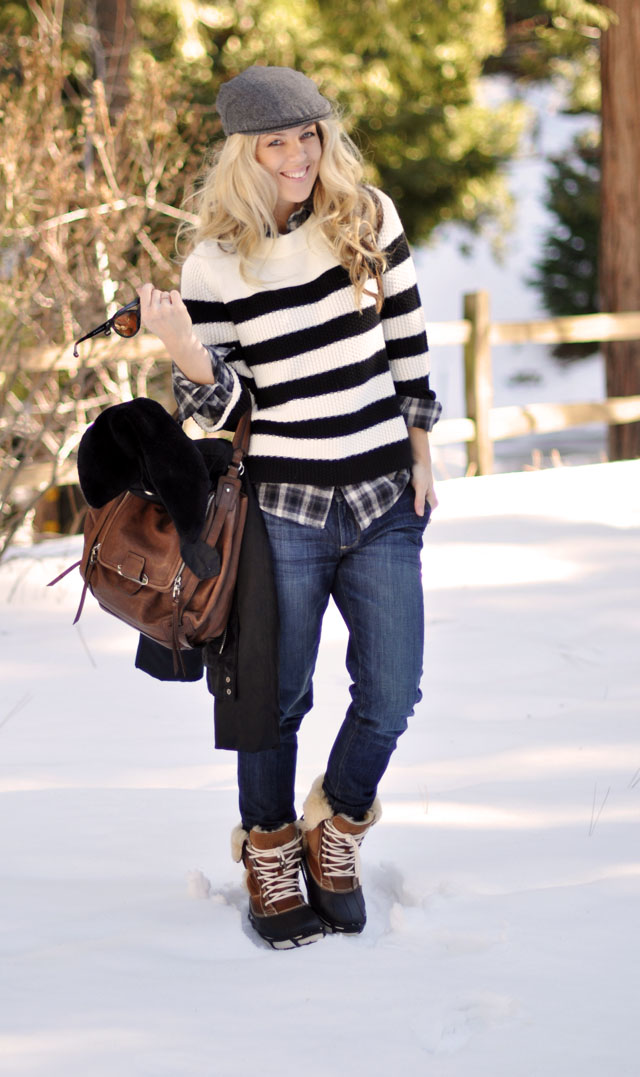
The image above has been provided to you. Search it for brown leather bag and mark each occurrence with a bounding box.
[51,413,250,671]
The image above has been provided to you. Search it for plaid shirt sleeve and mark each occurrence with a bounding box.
[171,345,238,431]
[397,394,443,432]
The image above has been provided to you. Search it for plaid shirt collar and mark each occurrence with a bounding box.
[270,201,312,235]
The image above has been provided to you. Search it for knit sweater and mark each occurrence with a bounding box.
[181,188,434,487]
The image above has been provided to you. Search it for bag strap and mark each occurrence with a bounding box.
[47,492,126,624]
[227,410,250,480]
[48,558,93,628]
[47,560,81,587]
[170,410,250,674]
[172,404,250,479]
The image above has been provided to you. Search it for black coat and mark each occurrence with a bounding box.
[135,474,280,752]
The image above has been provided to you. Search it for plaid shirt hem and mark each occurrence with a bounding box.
[173,351,441,529]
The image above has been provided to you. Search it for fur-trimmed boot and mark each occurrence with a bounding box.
[300,776,382,934]
[232,821,325,949]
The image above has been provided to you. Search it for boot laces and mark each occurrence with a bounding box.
[321,819,364,882]
[246,834,303,905]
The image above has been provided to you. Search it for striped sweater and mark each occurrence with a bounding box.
[181,188,435,487]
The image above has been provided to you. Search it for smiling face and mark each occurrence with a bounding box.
[255,121,322,230]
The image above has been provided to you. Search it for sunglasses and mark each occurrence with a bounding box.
[73,298,141,358]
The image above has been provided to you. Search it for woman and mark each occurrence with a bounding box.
[139,65,441,950]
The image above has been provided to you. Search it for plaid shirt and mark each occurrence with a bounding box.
[173,206,442,529]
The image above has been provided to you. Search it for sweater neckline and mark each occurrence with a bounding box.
[266,214,316,258]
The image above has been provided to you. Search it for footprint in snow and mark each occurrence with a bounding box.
[186,870,246,912]
[413,993,519,1055]
[359,861,427,943]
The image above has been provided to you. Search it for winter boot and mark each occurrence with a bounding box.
[232,821,325,949]
[300,775,382,935]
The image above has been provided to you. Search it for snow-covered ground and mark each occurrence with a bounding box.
[1,459,639,1076]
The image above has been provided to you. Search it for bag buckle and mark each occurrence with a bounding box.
[117,551,149,585]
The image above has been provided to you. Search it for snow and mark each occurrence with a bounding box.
[1,458,639,1075]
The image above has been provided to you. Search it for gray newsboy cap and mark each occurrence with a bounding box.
[216,66,333,136]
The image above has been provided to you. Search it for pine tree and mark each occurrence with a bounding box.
[530,131,600,360]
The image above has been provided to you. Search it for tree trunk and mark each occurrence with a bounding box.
[600,0,640,459]
[90,0,135,120]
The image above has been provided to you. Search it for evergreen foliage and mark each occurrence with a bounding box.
[2,0,527,245]
[485,0,613,112]
[530,130,600,359]
[485,3,612,355]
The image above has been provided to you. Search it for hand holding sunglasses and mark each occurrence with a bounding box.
[73,298,141,358]
[73,287,210,383]
[73,287,191,359]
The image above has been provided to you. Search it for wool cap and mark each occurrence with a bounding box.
[216,65,332,136]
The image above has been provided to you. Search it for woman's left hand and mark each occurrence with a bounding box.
[411,460,438,517]
[408,427,438,517]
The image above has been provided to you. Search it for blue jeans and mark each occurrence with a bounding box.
[237,484,430,829]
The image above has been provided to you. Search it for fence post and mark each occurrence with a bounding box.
[464,290,494,475]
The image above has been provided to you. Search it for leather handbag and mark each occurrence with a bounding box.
[50,412,250,672]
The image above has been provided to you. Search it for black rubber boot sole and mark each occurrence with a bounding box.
[248,903,325,950]
[301,859,366,934]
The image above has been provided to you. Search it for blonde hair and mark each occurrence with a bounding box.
[180,115,387,311]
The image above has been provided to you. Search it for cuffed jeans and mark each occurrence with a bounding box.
[237,484,430,830]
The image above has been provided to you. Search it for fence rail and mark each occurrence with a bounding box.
[12,291,640,487]
[427,292,640,474]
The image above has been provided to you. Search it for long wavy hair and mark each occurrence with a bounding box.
[179,115,387,311]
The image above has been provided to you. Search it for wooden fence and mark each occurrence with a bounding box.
[12,290,640,491]
[428,291,640,474]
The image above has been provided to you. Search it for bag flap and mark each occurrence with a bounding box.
[95,492,184,590]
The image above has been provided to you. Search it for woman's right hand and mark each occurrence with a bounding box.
[137,284,192,346]
[137,283,215,384]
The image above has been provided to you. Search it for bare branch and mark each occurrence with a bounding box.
[5,195,198,239]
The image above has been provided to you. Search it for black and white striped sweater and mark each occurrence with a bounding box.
[181,188,435,487]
